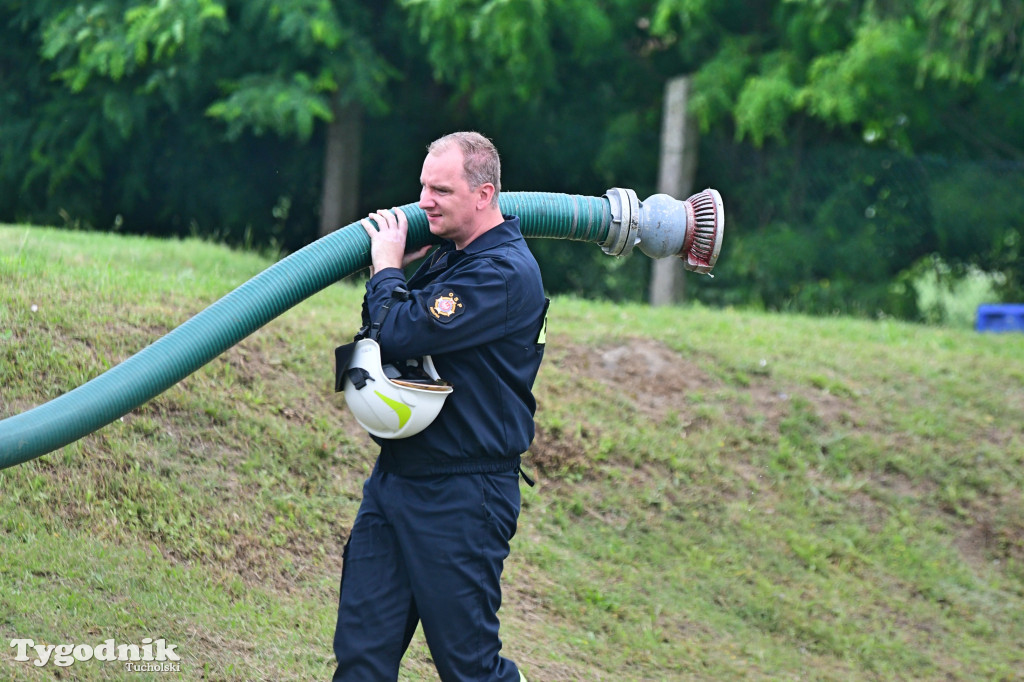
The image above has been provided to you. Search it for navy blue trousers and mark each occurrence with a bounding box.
[331,465,522,681]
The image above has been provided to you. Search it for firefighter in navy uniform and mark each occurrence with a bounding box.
[331,132,545,682]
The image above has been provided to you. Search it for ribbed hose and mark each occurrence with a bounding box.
[0,192,611,468]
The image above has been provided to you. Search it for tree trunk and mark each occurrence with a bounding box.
[319,98,363,237]
[650,76,699,306]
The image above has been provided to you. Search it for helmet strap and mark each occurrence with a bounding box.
[362,286,411,342]
[336,286,412,393]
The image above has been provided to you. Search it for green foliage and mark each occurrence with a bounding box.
[205,72,336,141]
[652,0,1024,147]
[734,59,799,146]
[36,0,395,137]
[695,132,1024,318]
[907,256,1002,328]
[399,0,637,114]
[690,37,756,133]
[399,0,553,108]
[651,0,714,32]
[0,0,404,249]
[528,239,650,303]
[799,20,922,147]
[2,0,1024,319]
[40,0,228,91]
[917,0,1024,83]
[927,156,1024,298]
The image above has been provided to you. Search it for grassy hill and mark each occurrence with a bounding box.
[2,224,1023,681]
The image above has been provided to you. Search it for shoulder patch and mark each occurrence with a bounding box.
[429,291,466,323]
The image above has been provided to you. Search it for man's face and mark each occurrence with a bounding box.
[418,147,481,244]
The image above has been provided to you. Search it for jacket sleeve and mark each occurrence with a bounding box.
[362,257,527,362]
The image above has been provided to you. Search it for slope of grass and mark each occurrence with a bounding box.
[2,224,1023,680]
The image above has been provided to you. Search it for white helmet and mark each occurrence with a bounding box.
[341,338,452,439]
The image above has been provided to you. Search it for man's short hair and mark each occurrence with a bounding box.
[428,131,501,207]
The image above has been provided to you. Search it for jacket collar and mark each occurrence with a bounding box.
[451,215,522,255]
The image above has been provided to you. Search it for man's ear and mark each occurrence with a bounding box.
[475,183,496,210]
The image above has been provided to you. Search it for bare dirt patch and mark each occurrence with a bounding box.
[560,337,716,421]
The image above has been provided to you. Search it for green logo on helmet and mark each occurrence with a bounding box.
[375,390,411,428]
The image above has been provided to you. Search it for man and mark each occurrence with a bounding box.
[332,131,546,682]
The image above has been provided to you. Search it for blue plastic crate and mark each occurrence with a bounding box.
[976,304,1024,333]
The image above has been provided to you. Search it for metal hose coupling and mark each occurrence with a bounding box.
[600,188,725,274]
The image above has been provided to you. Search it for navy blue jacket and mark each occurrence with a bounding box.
[360,216,547,476]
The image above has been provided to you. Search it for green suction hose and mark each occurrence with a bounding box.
[0,188,723,468]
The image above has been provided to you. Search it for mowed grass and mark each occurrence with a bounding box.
[1,224,1023,681]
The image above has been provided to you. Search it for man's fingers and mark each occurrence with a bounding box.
[402,243,432,267]
[370,209,398,230]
